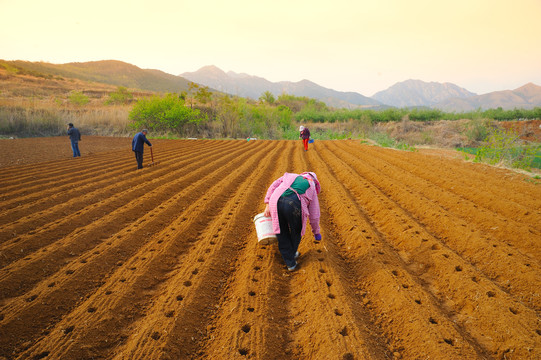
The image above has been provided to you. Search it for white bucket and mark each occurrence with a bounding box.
[253,213,277,245]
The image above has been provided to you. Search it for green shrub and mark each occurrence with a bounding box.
[105,86,133,105]
[68,91,90,106]
[475,128,539,170]
[129,94,206,135]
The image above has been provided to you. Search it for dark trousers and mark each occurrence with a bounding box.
[276,193,302,268]
[71,140,81,157]
[134,151,144,169]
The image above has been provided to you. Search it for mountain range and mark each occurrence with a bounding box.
[181,65,381,109]
[2,59,540,111]
[183,66,541,111]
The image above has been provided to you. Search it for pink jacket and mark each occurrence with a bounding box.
[264,172,321,236]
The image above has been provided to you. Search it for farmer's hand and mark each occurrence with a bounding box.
[314,233,322,241]
[263,204,270,217]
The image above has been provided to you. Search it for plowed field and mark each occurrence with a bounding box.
[1,138,540,360]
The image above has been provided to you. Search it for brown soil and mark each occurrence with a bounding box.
[501,119,541,142]
[0,138,539,360]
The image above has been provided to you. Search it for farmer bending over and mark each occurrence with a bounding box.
[263,172,322,271]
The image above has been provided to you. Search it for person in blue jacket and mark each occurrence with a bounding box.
[67,123,81,157]
[132,129,152,169]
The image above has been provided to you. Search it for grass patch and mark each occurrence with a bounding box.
[368,131,416,151]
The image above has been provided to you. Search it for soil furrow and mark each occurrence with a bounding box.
[308,143,488,359]
[0,141,262,297]
[0,141,238,248]
[0,140,270,358]
[328,141,541,311]
[1,138,538,360]
[335,141,541,262]
[25,140,280,360]
[0,140,225,214]
[360,143,541,226]
[318,141,540,359]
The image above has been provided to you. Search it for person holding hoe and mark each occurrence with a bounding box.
[263,171,322,271]
[299,125,311,151]
[132,129,152,169]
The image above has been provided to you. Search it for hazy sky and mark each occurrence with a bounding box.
[2,0,540,96]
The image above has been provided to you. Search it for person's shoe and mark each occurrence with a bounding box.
[294,251,300,260]
[288,262,299,271]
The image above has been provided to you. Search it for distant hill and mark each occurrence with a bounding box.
[181,65,382,109]
[1,60,193,93]
[371,79,476,108]
[435,83,541,111]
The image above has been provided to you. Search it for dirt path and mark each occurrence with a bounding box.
[0,138,539,359]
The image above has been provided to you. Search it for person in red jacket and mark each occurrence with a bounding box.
[299,125,310,151]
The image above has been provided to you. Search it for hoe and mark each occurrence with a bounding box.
[148,147,159,167]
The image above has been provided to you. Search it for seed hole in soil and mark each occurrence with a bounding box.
[317,249,322,253]
[165,311,174,318]
[251,278,258,282]
[378,251,384,255]
[319,269,326,273]
[328,294,336,299]
[254,266,261,271]
[415,299,422,304]
[471,277,479,283]
[241,324,251,333]
[318,258,324,262]
[508,253,513,256]
[33,351,50,359]
[239,348,249,356]
[192,269,199,275]
[176,295,184,301]
[210,241,216,245]
[80,259,87,264]
[443,338,454,346]
[334,309,343,316]
[526,263,531,267]
[247,307,254,312]
[249,291,256,296]
[0,314,4,321]
[339,327,348,336]
[105,291,112,295]
[326,281,332,287]
[402,284,409,289]
[536,329,541,336]
[88,307,96,313]
[391,270,398,276]
[48,282,55,288]
[429,317,438,324]
[487,291,496,298]
[27,295,38,302]
[151,332,161,340]
[455,266,462,272]
[184,281,192,287]
[257,254,263,259]
[66,269,75,275]
[157,240,163,244]
[119,278,126,283]
[63,325,75,334]
[261,246,267,250]
[443,254,449,258]
[343,353,354,360]
[509,307,519,315]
